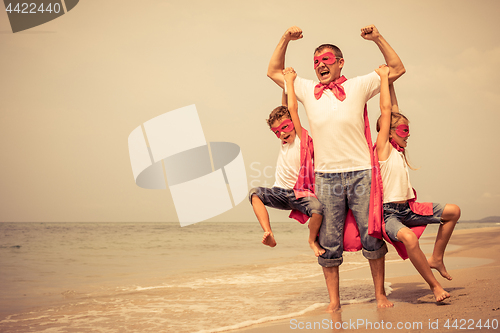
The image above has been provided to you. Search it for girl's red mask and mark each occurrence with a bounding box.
[395,124,409,137]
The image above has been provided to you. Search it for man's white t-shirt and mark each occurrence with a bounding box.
[293,72,380,173]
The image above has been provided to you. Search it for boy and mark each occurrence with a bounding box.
[249,67,324,256]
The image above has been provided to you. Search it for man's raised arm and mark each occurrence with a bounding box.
[361,25,406,84]
[267,26,303,90]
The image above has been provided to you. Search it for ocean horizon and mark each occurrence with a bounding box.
[1,221,498,332]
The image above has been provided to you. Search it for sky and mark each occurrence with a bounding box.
[1,0,499,223]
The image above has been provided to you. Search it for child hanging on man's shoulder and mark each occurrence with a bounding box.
[249,67,324,257]
[375,64,461,302]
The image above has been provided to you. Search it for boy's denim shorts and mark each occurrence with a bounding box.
[249,187,323,218]
[383,202,445,242]
[315,169,388,267]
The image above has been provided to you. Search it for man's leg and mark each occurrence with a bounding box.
[316,172,346,312]
[323,266,340,312]
[368,256,393,307]
[347,170,393,308]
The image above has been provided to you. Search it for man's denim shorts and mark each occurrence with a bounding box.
[315,169,388,267]
[383,202,445,242]
[249,187,323,218]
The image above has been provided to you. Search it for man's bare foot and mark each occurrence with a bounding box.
[376,295,394,308]
[309,240,325,257]
[326,301,341,313]
[428,258,452,280]
[262,232,276,247]
[432,285,450,302]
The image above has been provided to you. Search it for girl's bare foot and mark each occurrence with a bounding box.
[309,240,325,257]
[428,258,452,280]
[432,285,450,302]
[262,232,276,247]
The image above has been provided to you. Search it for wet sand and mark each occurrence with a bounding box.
[234,227,500,332]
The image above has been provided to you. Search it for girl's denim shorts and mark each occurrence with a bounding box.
[383,202,445,242]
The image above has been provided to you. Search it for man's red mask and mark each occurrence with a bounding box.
[314,52,337,69]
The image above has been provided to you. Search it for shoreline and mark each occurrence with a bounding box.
[231,227,500,333]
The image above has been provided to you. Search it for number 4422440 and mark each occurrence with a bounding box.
[5,3,62,14]
[444,319,498,330]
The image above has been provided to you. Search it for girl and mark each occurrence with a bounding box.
[375,65,461,302]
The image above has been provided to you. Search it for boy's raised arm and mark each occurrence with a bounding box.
[267,26,303,90]
[361,25,405,84]
[283,67,302,140]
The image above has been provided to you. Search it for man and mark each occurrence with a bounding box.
[267,25,405,312]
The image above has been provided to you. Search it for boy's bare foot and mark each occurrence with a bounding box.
[428,258,452,280]
[432,285,450,302]
[309,240,325,257]
[262,232,277,247]
[376,295,394,308]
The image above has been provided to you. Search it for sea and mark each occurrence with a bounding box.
[0,221,498,333]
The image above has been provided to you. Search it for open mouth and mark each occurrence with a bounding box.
[319,68,330,78]
[284,134,290,141]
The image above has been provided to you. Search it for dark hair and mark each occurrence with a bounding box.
[376,112,418,170]
[314,44,343,58]
[267,105,290,128]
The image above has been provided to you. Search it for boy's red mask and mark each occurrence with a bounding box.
[395,124,409,137]
[314,52,337,69]
[271,119,294,138]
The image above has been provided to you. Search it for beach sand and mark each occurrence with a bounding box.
[234,227,500,333]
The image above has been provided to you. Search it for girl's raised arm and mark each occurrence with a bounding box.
[375,65,392,161]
